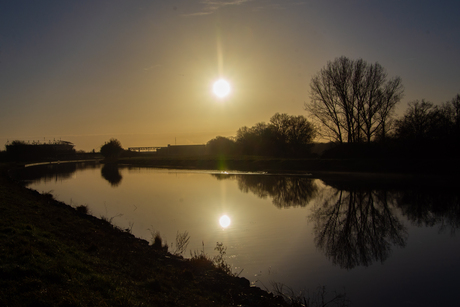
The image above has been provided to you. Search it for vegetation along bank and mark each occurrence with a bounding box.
[0,163,294,307]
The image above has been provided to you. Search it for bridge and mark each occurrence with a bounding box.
[128,147,162,152]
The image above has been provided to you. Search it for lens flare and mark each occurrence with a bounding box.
[213,79,231,98]
[219,215,231,228]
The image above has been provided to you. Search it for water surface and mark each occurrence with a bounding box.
[18,162,460,307]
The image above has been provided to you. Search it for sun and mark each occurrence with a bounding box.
[212,79,231,98]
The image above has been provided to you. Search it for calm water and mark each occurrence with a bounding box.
[17,161,460,307]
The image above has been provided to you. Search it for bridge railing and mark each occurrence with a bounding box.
[128,147,162,152]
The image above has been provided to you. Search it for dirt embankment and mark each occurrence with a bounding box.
[0,164,288,307]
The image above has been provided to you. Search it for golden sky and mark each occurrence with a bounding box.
[1,0,459,151]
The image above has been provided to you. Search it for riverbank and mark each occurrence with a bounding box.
[0,163,288,306]
[117,155,460,176]
[2,156,456,306]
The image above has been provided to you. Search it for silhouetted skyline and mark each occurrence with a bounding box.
[1,0,459,151]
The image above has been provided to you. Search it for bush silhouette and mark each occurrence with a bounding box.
[100,139,124,159]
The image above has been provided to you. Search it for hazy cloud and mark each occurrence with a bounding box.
[184,0,254,16]
[252,0,306,12]
[183,0,307,16]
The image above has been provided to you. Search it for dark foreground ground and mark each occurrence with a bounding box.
[0,163,290,307]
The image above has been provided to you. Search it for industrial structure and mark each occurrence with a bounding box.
[128,144,206,156]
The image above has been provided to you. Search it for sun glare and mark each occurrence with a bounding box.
[219,215,231,228]
[213,79,231,98]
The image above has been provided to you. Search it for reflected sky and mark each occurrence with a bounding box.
[20,163,460,307]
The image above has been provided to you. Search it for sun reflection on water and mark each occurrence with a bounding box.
[219,215,231,228]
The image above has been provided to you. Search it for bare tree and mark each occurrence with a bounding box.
[376,77,404,140]
[450,94,460,140]
[305,56,404,143]
[269,112,317,147]
[235,113,316,156]
[395,98,459,143]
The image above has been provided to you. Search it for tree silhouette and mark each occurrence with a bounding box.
[269,113,317,156]
[206,136,236,155]
[100,139,124,159]
[451,94,460,141]
[394,97,460,157]
[235,113,316,157]
[306,56,403,143]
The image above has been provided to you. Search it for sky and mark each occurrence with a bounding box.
[1,0,459,151]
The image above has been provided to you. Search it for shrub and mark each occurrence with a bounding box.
[100,139,124,159]
[76,205,89,215]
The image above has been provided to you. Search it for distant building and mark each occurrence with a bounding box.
[48,140,75,153]
[6,140,75,161]
[156,144,206,156]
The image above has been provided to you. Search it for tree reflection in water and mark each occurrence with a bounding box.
[213,173,459,269]
[397,187,460,234]
[101,164,123,187]
[16,161,99,185]
[17,166,460,272]
[212,174,318,208]
[213,173,407,268]
[310,188,407,269]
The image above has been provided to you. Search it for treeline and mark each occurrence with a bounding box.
[3,57,458,162]
[206,57,459,160]
[206,95,460,160]
[304,56,460,159]
[392,96,460,157]
[206,113,317,157]
[320,94,460,159]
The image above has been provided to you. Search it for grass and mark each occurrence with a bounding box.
[269,283,349,307]
[0,163,290,306]
[171,231,191,256]
[188,241,233,276]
